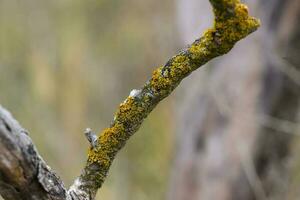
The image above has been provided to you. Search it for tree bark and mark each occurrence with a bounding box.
[0,0,260,199]
[0,106,67,200]
[168,0,300,199]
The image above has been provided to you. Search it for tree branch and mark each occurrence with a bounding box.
[0,1,259,200]
[68,0,260,199]
[0,106,67,200]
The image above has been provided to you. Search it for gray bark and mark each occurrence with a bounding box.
[0,106,67,200]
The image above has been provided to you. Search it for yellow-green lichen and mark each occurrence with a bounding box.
[87,97,148,166]
[235,3,249,19]
[149,55,193,96]
[189,2,260,62]
[100,124,125,150]
[87,147,110,168]
[214,2,260,38]
[150,66,172,96]
[189,29,215,62]
[82,0,260,193]
[169,55,193,78]
[87,124,126,167]
[87,1,261,168]
[88,0,260,168]
[115,97,146,126]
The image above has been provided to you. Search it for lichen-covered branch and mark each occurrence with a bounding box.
[68,0,260,199]
[0,1,260,200]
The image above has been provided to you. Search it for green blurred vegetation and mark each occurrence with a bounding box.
[0,0,179,199]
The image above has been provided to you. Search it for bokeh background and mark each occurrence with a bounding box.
[0,0,299,200]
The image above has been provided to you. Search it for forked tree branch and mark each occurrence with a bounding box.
[0,0,260,199]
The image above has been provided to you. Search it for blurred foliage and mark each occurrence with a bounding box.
[0,0,179,199]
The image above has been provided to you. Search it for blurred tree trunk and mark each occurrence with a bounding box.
[168,0,300,199]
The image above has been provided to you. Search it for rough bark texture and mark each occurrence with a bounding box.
[0,106,67,200]
[0,0,259,199]
[168,0,300,199]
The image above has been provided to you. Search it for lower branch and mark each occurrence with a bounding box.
[0,106,67,200]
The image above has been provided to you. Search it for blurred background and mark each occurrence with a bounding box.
[0,0,299,200]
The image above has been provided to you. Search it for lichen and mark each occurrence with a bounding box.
[116,97,147,130]
[149,55,193,97]
[189,2,260,65]
[87,123,126,168]
[149,67,172,96]
[87,97,147,167]
[83,0,260,192]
